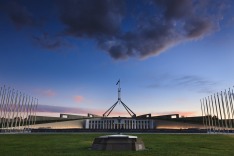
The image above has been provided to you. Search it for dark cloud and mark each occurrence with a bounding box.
[184,18,213,38]
[57,0,124,37]
[154,0,194,20]
[0,0,230,59]
[96,0,226,59]
[1,1,36,29]
[32,33,69,50]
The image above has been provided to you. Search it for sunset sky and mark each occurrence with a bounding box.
[1,0,234,117]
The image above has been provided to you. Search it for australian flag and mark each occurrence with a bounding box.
[116,79,120,85]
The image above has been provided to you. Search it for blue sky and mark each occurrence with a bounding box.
[1,0,234,117]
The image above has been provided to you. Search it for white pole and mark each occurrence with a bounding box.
[15,92,22,130]
[3,87,11,130]
[213,94,221,132]
[18,94,25,130]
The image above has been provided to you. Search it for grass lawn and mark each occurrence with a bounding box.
[0,133,234,156]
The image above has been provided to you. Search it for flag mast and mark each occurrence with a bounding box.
[116,79,121,100]
[103,80,136,117]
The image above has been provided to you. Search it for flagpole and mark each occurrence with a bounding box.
[117,79,121,100]
[103,79,136,117]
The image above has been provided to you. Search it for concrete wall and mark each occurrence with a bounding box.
[29,115,61,121]
[155,119,204,129]
[30,119,84,129]
[60,114,88,119]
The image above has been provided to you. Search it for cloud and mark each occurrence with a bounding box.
[1,1,36,29]
[174,75,216,87]
[37,105,88,114]
[41,89,56,97]
[32,33,70,50]
[113,0,219,59]
[1,0,230,59]
[74,95,83,103]
[175,98,189,104]
[174,75,217,93]
[148,74,217,93]
[56,0,226,60]
[57,0,124,37]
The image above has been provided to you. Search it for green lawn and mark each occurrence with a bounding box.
[0,133,233,156]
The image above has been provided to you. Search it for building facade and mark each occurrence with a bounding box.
[85,118,154,129]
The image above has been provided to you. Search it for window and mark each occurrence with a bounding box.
[171,115,177,119]
[61,115,68,118]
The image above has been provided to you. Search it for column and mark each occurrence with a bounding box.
[134,120,136,129]
[110,120,112,129]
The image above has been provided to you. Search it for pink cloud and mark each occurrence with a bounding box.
[34,89,56,97]
[74,95,83,103]
[175,98,189,103]
[42,89,56,97]
[37,105,88,114]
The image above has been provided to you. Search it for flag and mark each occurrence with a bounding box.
[116,79,120,85]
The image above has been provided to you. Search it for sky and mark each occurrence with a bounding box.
[1,0,234,117]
